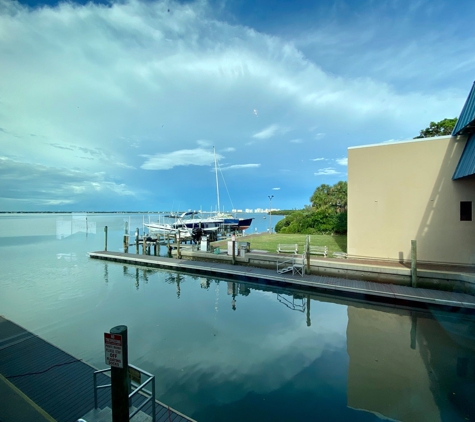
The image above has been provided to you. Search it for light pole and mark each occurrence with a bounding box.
[268,195,274,234]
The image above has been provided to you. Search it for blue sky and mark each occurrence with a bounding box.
[1,0,474,212]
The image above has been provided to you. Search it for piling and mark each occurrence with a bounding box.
[110,325,129,422]
[104,226,108,252]
[123,221,128,253]
[135,229,139,254]
[411,240,417,288]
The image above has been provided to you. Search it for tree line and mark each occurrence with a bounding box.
[275,181,348,235]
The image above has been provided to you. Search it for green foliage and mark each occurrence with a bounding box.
[414,118,458,139]
[310,181,347,212]
[276,181,348,235]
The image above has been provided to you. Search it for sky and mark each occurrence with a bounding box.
[1,0,474,212]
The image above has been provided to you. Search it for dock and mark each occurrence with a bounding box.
[88,251,475,310]
[0,316,196,422]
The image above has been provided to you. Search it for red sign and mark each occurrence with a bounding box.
[104,333,123,368]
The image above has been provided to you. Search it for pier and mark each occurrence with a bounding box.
[88,251,475,310]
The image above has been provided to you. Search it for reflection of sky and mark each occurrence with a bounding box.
[1,214,475,421]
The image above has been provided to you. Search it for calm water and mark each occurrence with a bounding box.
[0,213,474,422]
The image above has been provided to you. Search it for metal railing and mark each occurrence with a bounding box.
[93,364,156,422]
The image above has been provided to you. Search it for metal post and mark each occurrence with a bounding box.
[104,226,108,251]
[411,240,417,288]
[135,229,139,254]
[110,325,129,422]
[268,195,274,234]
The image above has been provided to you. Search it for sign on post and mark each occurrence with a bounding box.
[104,333,123,368]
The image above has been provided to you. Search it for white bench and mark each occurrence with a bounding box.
[277,244,298,254]
[307,245,328,257]
[332,251,348,259]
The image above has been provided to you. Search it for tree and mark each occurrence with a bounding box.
[310,181,347,212]
[414,118,458,139]
[275,181,348,235]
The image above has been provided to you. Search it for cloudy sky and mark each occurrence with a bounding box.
[1,0,474,212]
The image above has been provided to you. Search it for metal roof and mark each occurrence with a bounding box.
[453,133,475,180]
[452,81,475,136]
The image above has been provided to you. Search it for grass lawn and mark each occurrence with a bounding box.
[211,233,347,255]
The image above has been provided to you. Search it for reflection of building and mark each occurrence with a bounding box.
[348,83,475,264]
[56,214,96,239]
[347,306,475,421]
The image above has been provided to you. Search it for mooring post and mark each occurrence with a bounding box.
[411,240,417,288]
[104,226,108,251]
[142,236,146,255]
[110,325,129,422]
[305,235,310,275]
[123,221,128,253]
[177,232,182,259]
[135,229,139,254]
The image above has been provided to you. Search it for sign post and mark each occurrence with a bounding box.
[105,326,129,422]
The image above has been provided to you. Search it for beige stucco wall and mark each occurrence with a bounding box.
[348,135,475,265]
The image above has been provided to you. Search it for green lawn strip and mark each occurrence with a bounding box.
[211,233,347,255]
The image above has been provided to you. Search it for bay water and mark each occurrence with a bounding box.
[0,213,474,421]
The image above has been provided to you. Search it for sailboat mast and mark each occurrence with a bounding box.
[214,146,220,213]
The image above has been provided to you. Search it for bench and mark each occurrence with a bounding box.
[307,245,328,257]
[332,251,348,259]
[277,244,298,254]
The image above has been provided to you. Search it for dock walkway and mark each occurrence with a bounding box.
[0,316,195,422]
[89,251,475,310]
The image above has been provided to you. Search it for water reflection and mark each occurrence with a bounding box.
[346,305,475,421]
[1,213,475,421]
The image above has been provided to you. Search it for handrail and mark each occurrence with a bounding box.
[93,364,156,422]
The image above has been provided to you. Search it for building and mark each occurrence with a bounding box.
[348,82,475,265]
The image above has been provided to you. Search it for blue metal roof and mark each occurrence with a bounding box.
[453,133,475,180]
[452,81,475,136]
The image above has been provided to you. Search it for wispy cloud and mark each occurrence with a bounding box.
[312,158,325,161]
[252,124,280,139]
[336,158,347,166]
[290,139,303,144]
[141,149,219,170]
[272,187,281,190]
[219,163,260,171]
[314,168,340,176]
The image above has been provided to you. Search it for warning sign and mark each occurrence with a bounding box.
[104,333,123,368]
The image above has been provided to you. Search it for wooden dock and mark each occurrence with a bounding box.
[0,316,196,422]
[89,251,475,310]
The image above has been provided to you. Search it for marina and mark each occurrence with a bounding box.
[1,213,475,421]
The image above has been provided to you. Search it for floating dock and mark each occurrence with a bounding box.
[88,251,475,310]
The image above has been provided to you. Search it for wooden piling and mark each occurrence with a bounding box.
[135,229,139,254]
[104,226,108,251]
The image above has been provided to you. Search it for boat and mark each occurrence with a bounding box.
[169,148,253,231]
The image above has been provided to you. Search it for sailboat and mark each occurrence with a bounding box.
[172,148,253,231]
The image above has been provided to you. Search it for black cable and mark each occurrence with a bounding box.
[6,359,82,379]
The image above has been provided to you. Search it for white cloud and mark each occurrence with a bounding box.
[314,133,326,140]
[222,147,236,152]
[314,168,339,176]
[290,138,302,144]
[272,187,281,190]
[336,158,348,166]
[141,148,219,170]
[312,158,325,161]
[252,124,280,140]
